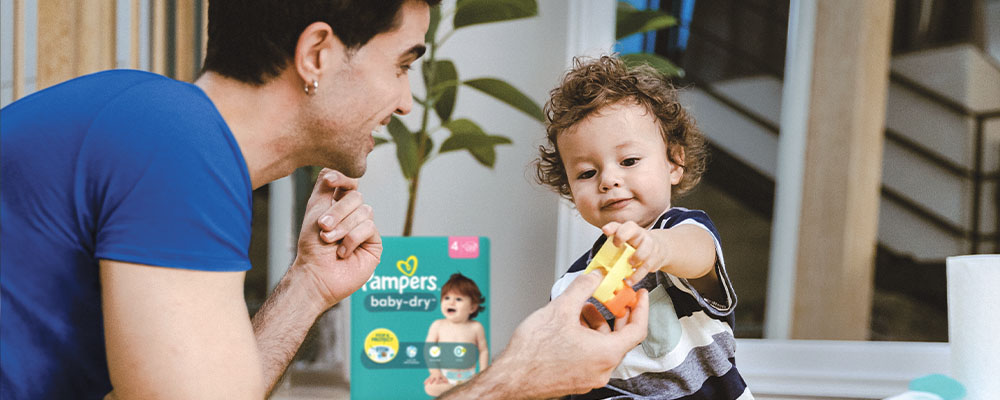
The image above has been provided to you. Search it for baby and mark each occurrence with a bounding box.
[423,273,488,397]
[536,56,752,399]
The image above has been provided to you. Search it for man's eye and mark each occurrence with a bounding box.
[621,158,639,167]
[576,170,595,180]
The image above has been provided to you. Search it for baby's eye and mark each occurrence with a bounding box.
[576,170,596,180]
[621,157,640,167]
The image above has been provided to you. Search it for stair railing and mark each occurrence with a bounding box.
[676,21,1000,254]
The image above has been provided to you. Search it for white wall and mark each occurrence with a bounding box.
[988,0,1000,64]
[358,0,614,354]
[0,0,37,107]
[0,0,145,107]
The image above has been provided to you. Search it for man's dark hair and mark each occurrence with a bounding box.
[203,0,441,85]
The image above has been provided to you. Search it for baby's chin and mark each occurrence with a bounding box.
[594,213,659,230]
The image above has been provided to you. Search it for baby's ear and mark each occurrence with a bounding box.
[669,147,685,185]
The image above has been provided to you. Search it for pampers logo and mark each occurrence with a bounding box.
[397,255,418,276]
[362,255,439,312]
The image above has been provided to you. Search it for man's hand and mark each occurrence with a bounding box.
[602,221,669,285]
[292,168,382,309]
[253,169,383,394]
[441,272,649,399]
[503,271,649,397]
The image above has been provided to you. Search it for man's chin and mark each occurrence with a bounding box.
[330,161,366,179]
[348,165,367,178]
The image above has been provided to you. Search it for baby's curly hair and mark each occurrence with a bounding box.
[535,56,707,201]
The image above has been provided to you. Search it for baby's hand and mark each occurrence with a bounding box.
[602,221,670,285]
[425,370,446,385]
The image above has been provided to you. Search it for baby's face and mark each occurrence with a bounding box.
[440,291,477,322]
[559,102,682,229]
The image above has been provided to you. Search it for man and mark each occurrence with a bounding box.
[0,1,648,398]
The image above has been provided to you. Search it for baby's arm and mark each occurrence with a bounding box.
[474,322,489,370]
[602,221,718,294]
[425,320,445,383]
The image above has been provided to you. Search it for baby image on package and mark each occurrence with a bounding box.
[351,237,490,399]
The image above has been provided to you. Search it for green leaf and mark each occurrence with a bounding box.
[454,0,538,29]
[426,5,441,44]
[427,60,458,122]
[387,116,419,179]
[469,145,497,167]
[440,132,512,152]
[440,119,513,168]
[442,118,487,136]
[463,78,544,122]
[428,79,460,99]
[620,53,684,77]
[615,2,677,40]
[374,136,390,146]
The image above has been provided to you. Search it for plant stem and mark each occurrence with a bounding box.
[403,171,420,236]
[437,29,455,47]
[403,23,439,236]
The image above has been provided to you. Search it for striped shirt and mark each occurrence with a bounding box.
[551,208,753,399]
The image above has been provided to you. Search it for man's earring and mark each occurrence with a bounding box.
[304,79,319,95]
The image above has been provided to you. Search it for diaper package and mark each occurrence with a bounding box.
[351,236,490,399]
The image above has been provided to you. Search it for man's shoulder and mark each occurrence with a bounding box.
[85,74,233,161]
[98,73,215,123]
[39,69,175,108]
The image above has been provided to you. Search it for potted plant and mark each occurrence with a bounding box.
[375,0,545,236]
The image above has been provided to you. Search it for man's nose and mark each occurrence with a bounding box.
[396,81,414,116]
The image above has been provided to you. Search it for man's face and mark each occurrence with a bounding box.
[305,0,430,177]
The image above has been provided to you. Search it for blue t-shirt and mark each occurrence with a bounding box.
[1,70,253,399]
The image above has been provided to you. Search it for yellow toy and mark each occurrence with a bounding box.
[583,236,639,318]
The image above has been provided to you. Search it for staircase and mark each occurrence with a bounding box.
[682,43,1000,261]
[670,42,999,341]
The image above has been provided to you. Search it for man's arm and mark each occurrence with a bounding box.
[254,169,381,394]
[103,169,379,399]
[250,264,328,393]
[439,272,649,400]
[102,262,265,399]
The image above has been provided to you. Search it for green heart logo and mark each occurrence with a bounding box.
[396,255,418,277]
